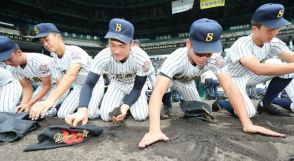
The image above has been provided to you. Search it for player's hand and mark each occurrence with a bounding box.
[65,108,88,127]
[138,130,169,149]
[16,103,32,113]
[29,100,54,120]
[243,124,286,137]
[112,104,130,122]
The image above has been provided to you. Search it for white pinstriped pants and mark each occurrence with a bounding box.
[232,72,294,118]
[0,80,22,112]
[100,81,148,121]
[57,80,105,119]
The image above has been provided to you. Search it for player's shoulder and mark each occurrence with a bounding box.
[65,45,89,56]
[167,47,187,61]
[131,46,149,59]
[94,47,111,59]
[93,47,112,64]
[26,52,52,63]
[269,37,286,46]
[232,35,252,46]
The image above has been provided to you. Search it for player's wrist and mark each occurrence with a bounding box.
[120,104,130,114]
[77,108,88,115]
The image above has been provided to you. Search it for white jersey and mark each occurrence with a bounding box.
[226,34,289,77]
[91,46,152,84]
[51,45,102,85]
[0,67,14,87]
[10,53,61,85]
[92,46,151,121]
[160,47,227,82]
[51,45,104,119]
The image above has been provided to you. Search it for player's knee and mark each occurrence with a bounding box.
[57,111,67,119]
[88,111,100,119]
[132,114,148,121]
[248,109,256,118]
[101,114,111,122]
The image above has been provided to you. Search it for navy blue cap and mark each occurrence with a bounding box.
[189,18,223,54]
[32,23,60,42]
[252,3,291,29]
[0,36,17,61]
[105,18,134,43]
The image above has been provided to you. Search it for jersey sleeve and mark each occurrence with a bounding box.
[159,49,184,79]
[11,68,25,80]
[90,48,110,75]
[228,36,253,63]
[69,46,90,66]
[270,38,290,56]
[132,47,153,77]
[204,54,228,75]
[33,60,52,78]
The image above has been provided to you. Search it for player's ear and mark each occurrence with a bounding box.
[186,39,191,48]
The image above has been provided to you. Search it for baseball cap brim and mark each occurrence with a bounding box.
[0,48,13,61]
[32,32,50,42]
[191,39,222,54]
[105,32,132,44]
[262,18,291,29]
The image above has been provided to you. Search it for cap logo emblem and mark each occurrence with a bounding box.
[205,33,214,42]
[277,10,283,18]
[34,27,39,34]
[115,23,122,32]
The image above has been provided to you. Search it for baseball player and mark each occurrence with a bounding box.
[0,36,63,114]
[139,18,285,148]
[133,39,172,119]
[29,23,105,120]
[214,3,294,117]
[65,18,153,126]
[0,66,22,112]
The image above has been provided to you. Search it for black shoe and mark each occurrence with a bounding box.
[160,107,171,120]
[257,102,292,117]
[212,100,222,112]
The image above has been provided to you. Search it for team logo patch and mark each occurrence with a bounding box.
[39,64,49,74]
[205,33,214,42]
[115,23,122,32]
[142,61,150,72]
[277,9,283,18]
[34,27,39,34]
[54,129,89,144]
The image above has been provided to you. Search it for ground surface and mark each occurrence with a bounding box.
[0,100,293,161]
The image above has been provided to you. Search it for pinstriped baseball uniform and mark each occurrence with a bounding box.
[160,47,227,102]
[51,45,104,119]
[226,34,294,117]
[91,46,152,121]
[0,67,22,112]
[9,53,66,110]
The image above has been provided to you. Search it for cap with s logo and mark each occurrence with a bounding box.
[32,23,60,42]
[189,18,223,54]
[252,3,291,29]
[104,18,134,43]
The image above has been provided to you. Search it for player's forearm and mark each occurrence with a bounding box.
[225,84,253,127]
[21,86,33,105]
[28,84,51,106]
[47,74,76,103]
[148,89,165,132]
[252,63,294,76]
